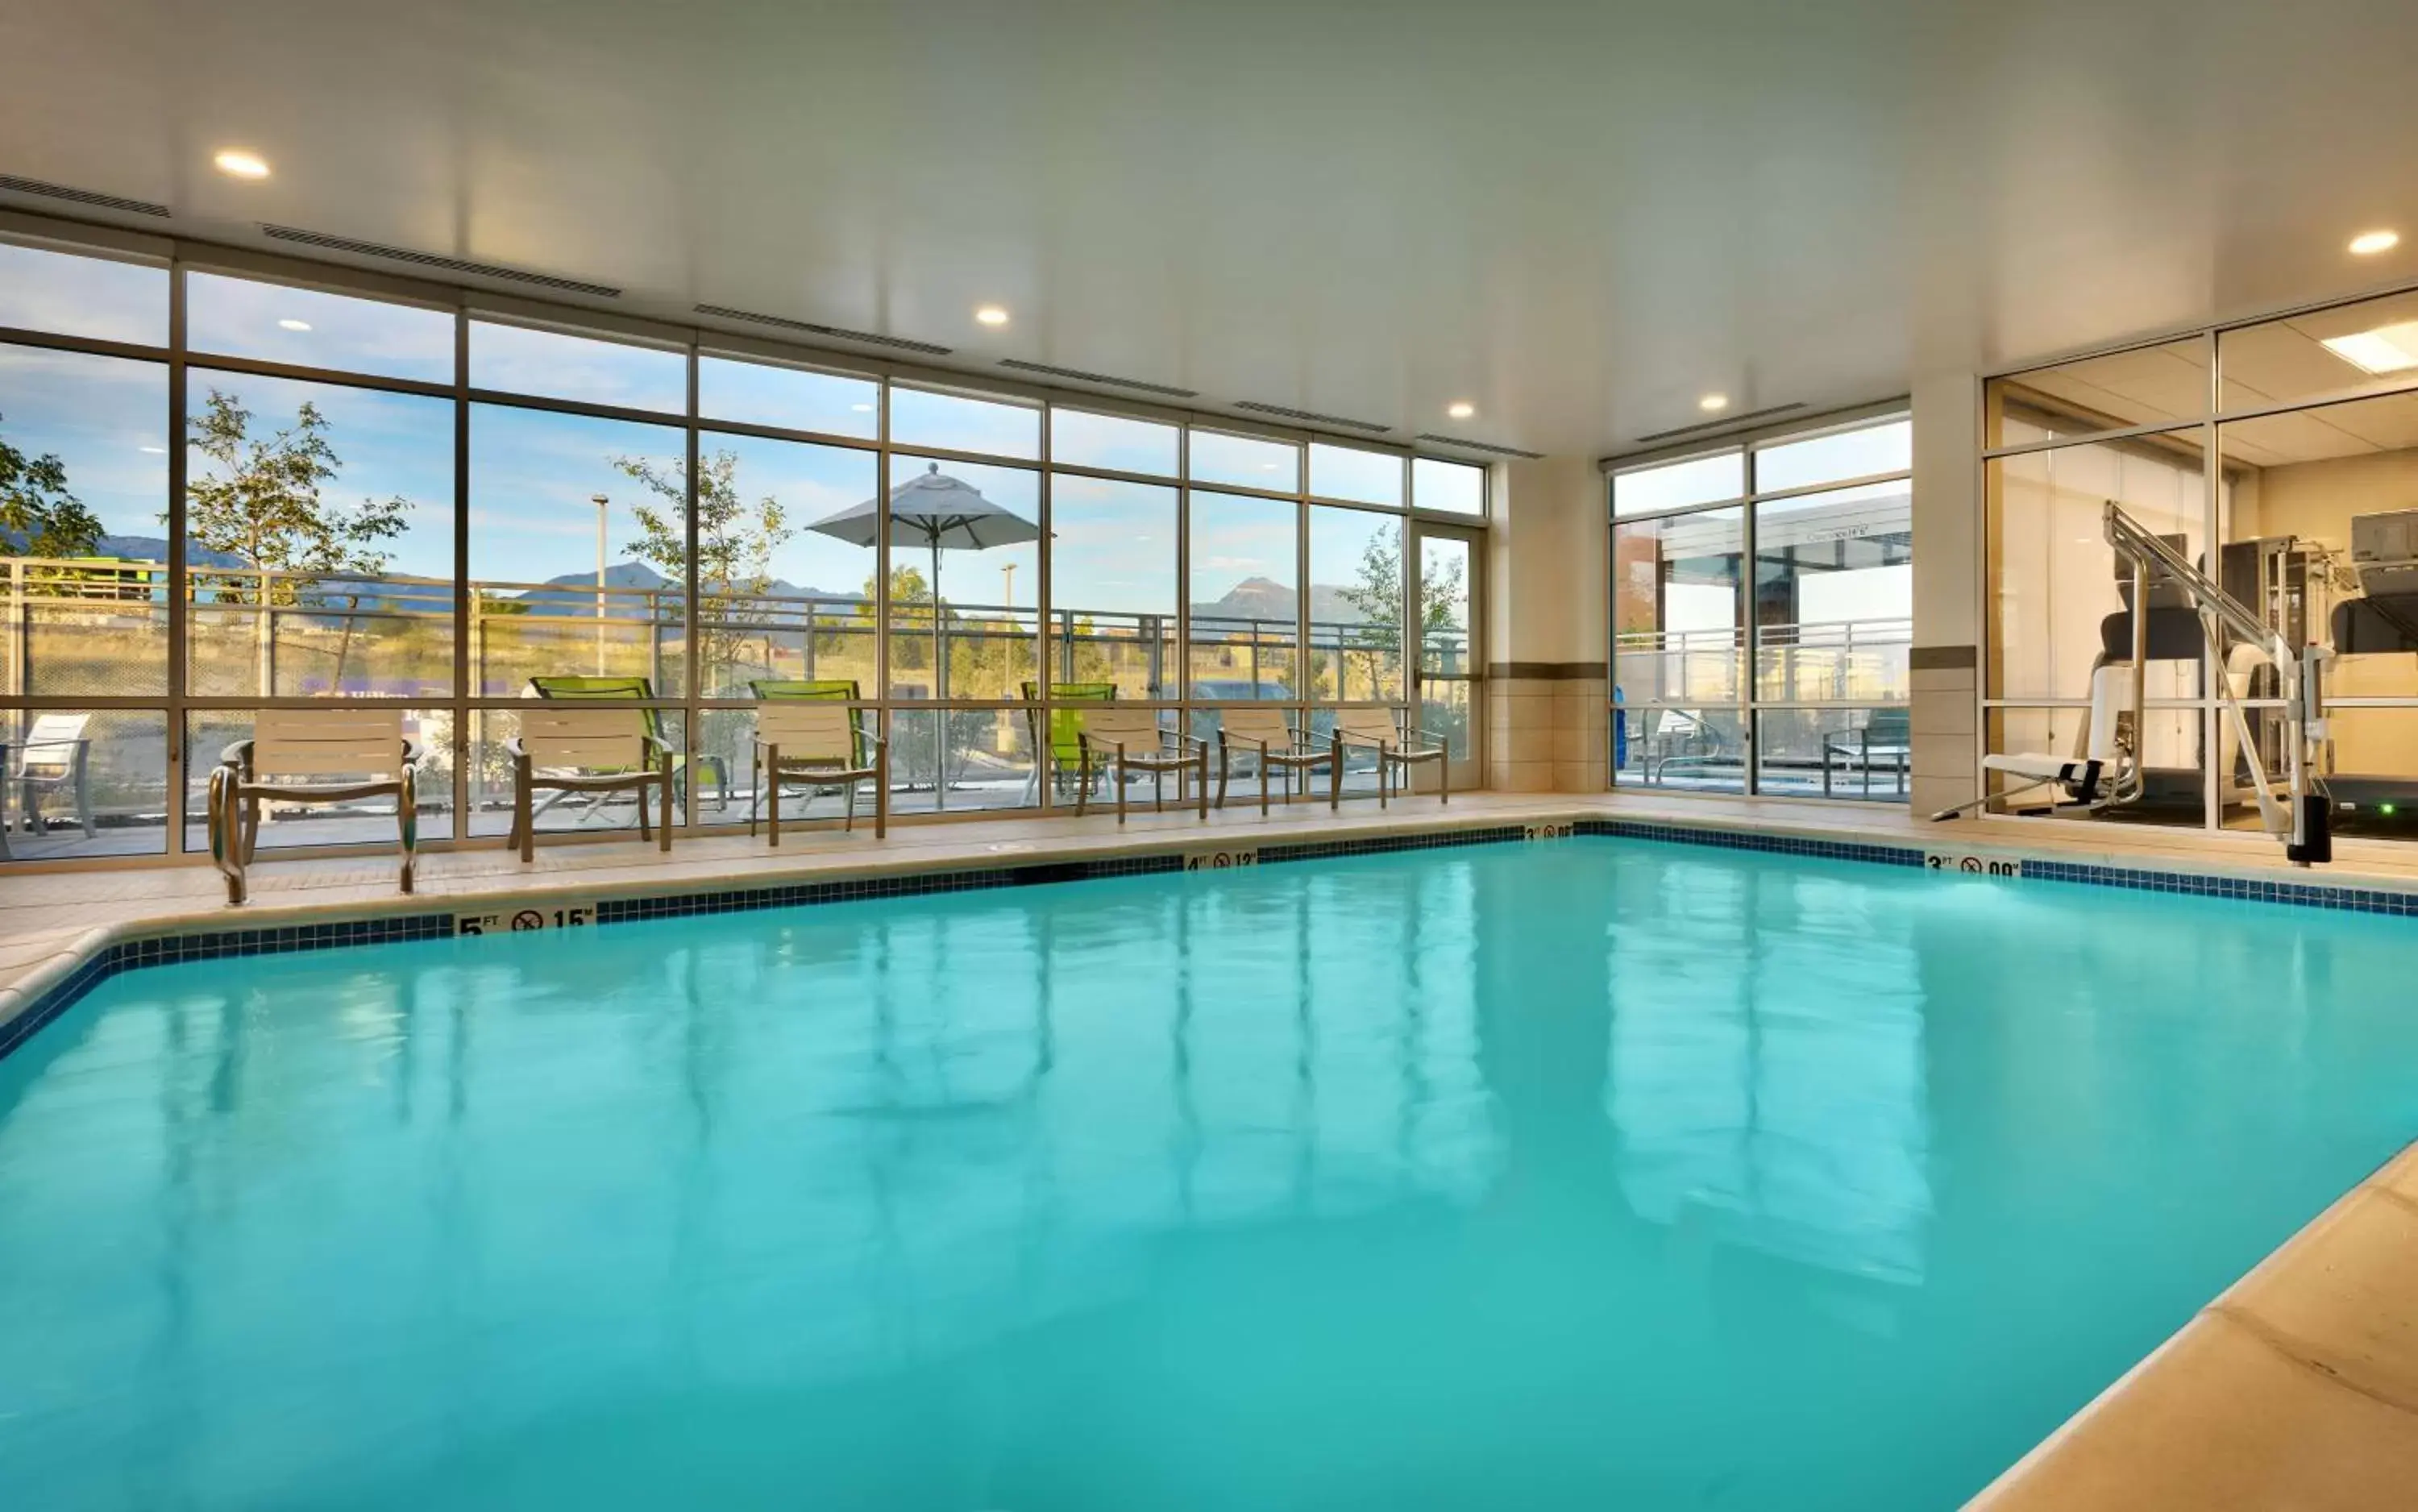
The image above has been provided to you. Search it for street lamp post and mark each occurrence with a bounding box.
[590,493,608,676]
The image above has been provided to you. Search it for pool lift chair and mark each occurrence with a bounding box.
[1934,502,2334,866]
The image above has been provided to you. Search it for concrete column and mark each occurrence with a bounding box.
[1909,370,1980,819]
[1487,455,1609,793]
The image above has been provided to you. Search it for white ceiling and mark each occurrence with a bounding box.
[2,0,2415,460]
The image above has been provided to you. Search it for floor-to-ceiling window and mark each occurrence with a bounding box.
[0,219,1487,865]
[1985,286,2418,838]
[1609,411,1912,800]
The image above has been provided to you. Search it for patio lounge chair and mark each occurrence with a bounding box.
[1822,706,1911,796]
[1331,708,1448,808]
[1214,705,1339,813]
[506,703,674,861]
[206,708,422,905]
[748,679,886,843]
[1021,681,1116,802]
[528,675,727,815]
[1074,707,1208,823]
[10,712,94,844]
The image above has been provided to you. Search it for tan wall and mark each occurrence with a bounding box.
[1910,371,1981,818]
[1489,455,1609,792]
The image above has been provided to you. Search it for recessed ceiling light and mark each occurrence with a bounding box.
[213,149,271,180]
[277,318,311,332]
[1446,401,1476,421]
[2321,320,2418,375]
[974,305,1010,327]
[1698,393,1730,413]
[2349,230,2401,257]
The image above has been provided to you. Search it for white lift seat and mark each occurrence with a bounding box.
[1979,662,2134,807]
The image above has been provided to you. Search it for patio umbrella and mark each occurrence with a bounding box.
[808,463,1041,792]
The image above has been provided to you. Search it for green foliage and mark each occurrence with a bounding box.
[613,447,797,687]
[1330,521,1461,697]
[185,389,409,605]
[0,410,106,562]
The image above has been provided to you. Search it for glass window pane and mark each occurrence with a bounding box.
[1308,507,1402,703]
[2221,289,2418,415]
[0,240,166,345]
[2312,708,2418,840]
[182,707,453,852]
[1047,475,1177,698]
[1987,338,2209,445]
[1189,430,1298,492]
[1612,506,1743,708]
[1310,444,1402,507]
[1611,705,1747,794]
[1612,451,1743,517]
[469,319,687,413]
[1987,431,2208,702]
[693,432,879,699]
[1412,457,1484,515]
[0,343,168,697]
[1189,491,1298,698]
[1755,708,1909,801]
[1050,409,1177,476]
[890,387,1040,460]
[468,405,688,696]
[697,355,878,439]
[0,708,168,862]
[883,456,1038,700]
[184,375,455,697]
[1753,481,1913,706]
[885,707,1037,819]
[185,272,453,383]
[1754,417,1911,494]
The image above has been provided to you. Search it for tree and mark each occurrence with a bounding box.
[1332,522,1462,700]
[187,390,409,597]
[185,389,410,694]
[613,447,795,689]
[0,410,106,565]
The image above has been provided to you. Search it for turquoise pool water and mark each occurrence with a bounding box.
[3,838,2416,1509]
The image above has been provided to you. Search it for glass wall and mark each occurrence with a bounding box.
[1609,413,1912,800]
[1987,287,2418,839]
[0,226,1488,863]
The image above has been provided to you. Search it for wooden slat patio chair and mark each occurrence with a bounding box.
[1330,708,1449,808]
[506,704,674,862]
[528,675,727,816]
[206,707,423,905]
[748,679,886,844]
[1074,706,1208,824]
[1214,705,1340,814]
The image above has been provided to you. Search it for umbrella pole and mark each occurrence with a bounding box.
[932,538,946,810]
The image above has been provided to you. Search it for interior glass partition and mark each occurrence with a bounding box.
[0,222,1485,865]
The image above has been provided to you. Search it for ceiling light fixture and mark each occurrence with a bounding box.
[213,149,271,180]
[974,305,1010,327]
[1698,393,1730,413]
[2321,320,2418,375]
[2349,230,2401,257]
[277,318,311,331]
[1446,401,1476,421]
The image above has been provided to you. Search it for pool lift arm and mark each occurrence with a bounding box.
[1937,502,2334,866]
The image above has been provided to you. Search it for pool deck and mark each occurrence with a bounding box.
[2,787,2416,1509]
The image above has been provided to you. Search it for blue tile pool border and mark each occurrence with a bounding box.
[6,814,2416,1063]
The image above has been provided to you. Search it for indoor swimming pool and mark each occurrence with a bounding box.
[2,837,2415,1510]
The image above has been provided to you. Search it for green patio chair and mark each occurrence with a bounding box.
[1021,681,1116,802]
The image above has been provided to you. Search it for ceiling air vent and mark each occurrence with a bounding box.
[997,358,1197,399]
[1232,401,1391,434]
[1631,402,1805,446]
[0,175,170,218]
[260,225,621,297]
[1412,433,1545,459]
[695,304,952,357]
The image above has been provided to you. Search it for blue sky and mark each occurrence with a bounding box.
[0,238,1486,612]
